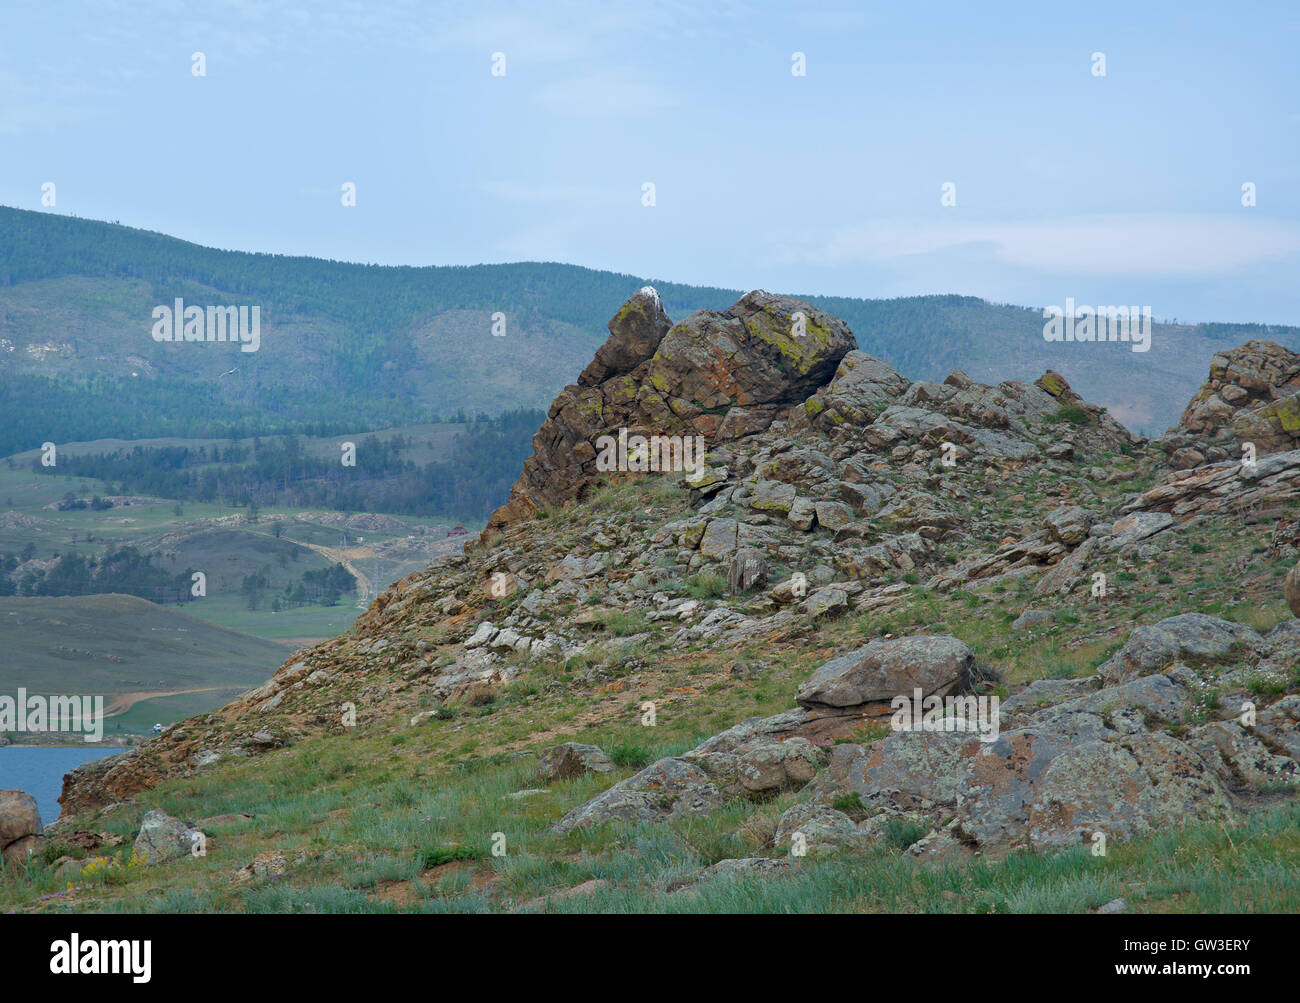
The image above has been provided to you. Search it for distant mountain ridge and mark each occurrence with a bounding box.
[2,205,1297,447]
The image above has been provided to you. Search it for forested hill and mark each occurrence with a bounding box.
[0,205,741,336]
[3,206,1298,448]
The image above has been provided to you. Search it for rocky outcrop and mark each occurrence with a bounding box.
[1119,449,1300,520]
[1165,341,1300,467]
[551,609,1298,858]
[484,288,857,534]
[1095,613,1261,686]
[49,270,1294,882]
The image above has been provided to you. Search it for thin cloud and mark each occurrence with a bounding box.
[776,214,1300,277]
[531,74,680,116]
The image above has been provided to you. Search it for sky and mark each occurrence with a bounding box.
[2,0,1298,325]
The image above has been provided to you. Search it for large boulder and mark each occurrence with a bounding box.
[0,790,42,865]
[577,286,673,387]
[797,636,977,710]
[804,350,911,428]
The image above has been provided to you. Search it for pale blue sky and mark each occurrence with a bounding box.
[3,0,1298,323]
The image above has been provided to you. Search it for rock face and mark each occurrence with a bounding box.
[0,790,42,864]
[1166,340,1300,467]
[484,288,856,533]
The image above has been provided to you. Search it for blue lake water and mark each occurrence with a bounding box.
[0,746,122,825]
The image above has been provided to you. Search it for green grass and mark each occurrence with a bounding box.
[8,716,1296,914]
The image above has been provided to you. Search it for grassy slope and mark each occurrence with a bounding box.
[0,594,289,725]
[4,466,1297,913]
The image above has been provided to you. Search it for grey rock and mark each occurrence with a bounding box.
[1104,511,1174,549]
[814,501,855,531]
[728,547,769,594]
[133,809,194,866]
[773,802,867,856]
[699,857,790,880]
[805,586,849,620]
[1012,609,1053,632]
[787,496,816,531]
[1043,505,1089,545]
[733,737,826,797]
[550,758,725,835]
[797,636,977,710]
[699,518,739,562]
[1096,613,1262,686]
[747,479,797,515]
[537,742,615,784]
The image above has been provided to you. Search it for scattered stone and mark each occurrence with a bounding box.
[537,742,614,784]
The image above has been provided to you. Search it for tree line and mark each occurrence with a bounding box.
[29,409,545,523]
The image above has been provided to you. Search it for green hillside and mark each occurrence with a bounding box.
[0,594,291,736]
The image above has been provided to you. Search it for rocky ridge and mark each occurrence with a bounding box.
[44,290,1300,880]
